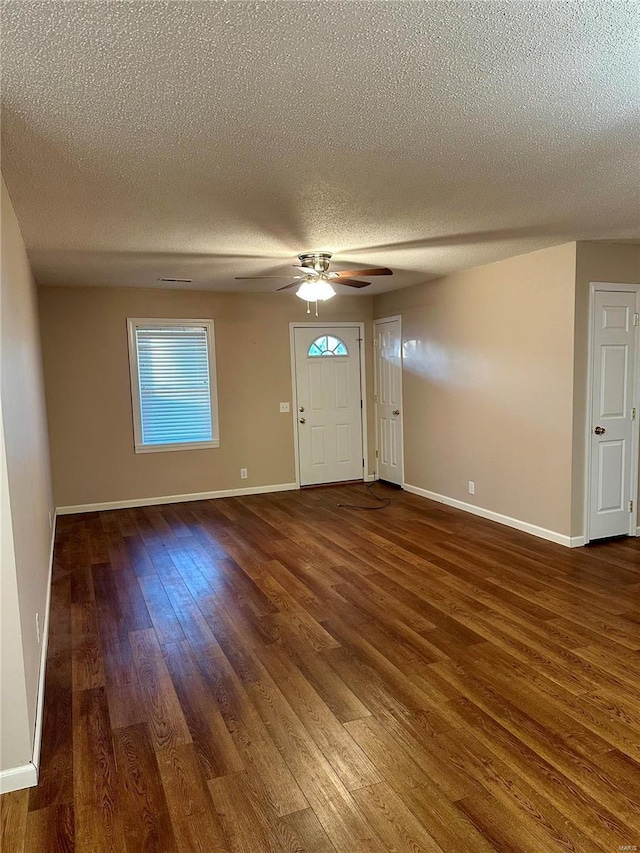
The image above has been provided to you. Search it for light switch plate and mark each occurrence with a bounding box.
[280,402,290,413]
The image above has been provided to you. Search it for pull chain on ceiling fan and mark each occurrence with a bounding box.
[235,252,393,312]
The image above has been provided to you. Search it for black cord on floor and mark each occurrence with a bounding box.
[337,481,391,510]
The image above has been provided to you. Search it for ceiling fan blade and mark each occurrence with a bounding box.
[333,268,393,278]
[336,278,371,288]
[276,281,302,291]
[235,275,303,280]
[292,266,320,276]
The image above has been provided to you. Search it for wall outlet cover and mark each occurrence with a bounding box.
[279,402,290,413]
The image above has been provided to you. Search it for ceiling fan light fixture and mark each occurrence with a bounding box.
[296,277,336,302]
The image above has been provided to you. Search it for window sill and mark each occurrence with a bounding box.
[134,440,220,454]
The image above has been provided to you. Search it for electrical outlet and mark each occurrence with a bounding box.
[35,613,41,644]
[279,402,290,413]
[468,481,475,495]
[240,468,248,480]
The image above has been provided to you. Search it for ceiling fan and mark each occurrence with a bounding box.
[235,252,393,303]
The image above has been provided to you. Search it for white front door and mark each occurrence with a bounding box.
[293,326,364,486]
[588,289,639,541]
[374,317,403,485]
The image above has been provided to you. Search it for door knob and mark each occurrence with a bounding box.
[393,409,400,416]
[299,406,305,412]
[299,418,306,424]
[594,426,606,435]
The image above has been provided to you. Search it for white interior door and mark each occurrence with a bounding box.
[588,289,639,540]
[375,317,403,485]
[294,326,364,486]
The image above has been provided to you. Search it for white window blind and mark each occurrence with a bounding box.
[127,319,219,452]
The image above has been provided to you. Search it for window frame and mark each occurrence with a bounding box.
[127,317,220,454]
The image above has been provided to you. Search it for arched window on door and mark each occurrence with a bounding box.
[308,335,349,357]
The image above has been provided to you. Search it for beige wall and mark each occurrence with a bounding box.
[39,286,374,508]
[1,177,54,770]
[0,410,32,771]
[571,242,640,536]
[374,243,578,536]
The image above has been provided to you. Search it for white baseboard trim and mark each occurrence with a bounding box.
[403,484,582,548]
[56,482,299,515]
[0,763,38,795]
[0,512,56,795]
[636,525,640,536]
[31,511,56,775]
[364,473,375,482]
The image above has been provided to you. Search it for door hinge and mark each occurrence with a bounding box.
[375,449,379,458]
[360,399,363,409]
[633,313,639,326]
[374,394,378,403]
[633,407,637,421]
[629,500,634,513]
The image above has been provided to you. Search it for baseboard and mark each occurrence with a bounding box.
[636,524,640,536]
[364,473,375,482]
[0,513,55,795]
[30,510,56,778]
[56,482,298,515]
[403,484,582,548]
[0,762,38,795]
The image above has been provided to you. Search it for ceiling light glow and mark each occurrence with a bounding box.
[296,278,336,302]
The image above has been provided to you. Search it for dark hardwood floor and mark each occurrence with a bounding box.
[1,483,639,852]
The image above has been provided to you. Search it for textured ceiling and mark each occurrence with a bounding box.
[2,1,639,294]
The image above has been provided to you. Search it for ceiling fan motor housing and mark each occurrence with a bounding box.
[298,252,332,273]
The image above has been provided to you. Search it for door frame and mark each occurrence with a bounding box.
[373,315,404,485]
[584,281,640,543]
[289,321,369,489]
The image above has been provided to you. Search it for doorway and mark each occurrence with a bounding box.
[586,284,640,542]
[291,323,366,487]
[374,316,404,486]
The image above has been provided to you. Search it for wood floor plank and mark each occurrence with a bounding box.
[155,570,222,659]
[256,641,381,791]
[434,661,640,832]
[71,600,105,692]
[24,803,75,853]
[345,714,481,804]
[208,771,288,853]
[447,694,639,849]
[435,716,606,853]
[0,789,29,853]
[162,640,244,780]
[155,744,229,853]
[277,807,337,853]
[100,636,146,730]
[272,623,373,723]
[351,782,446,853]
[2,484,638,852]
[241,659,388,853]
[343,716,496,853]
[137,573,187,646]
[72,687,126,852]
[128,628,193,753]
[113,723,179,853]
[197,654,309,817]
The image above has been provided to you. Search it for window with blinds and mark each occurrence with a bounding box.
[127,319,219,452]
